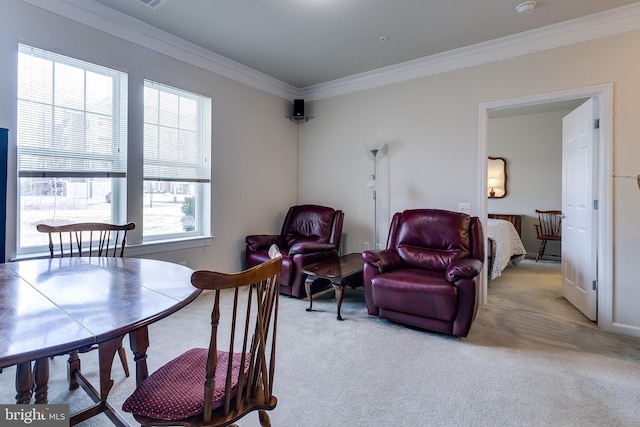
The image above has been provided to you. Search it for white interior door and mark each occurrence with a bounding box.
[561,98,597,320]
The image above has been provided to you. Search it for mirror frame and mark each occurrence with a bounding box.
[488,156,507,198]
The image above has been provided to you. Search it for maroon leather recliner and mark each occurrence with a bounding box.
[362,209,484,337]
[246,204,344,298]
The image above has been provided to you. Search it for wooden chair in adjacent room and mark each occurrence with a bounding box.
[123,245,283,427]
[534,210,562,261]
[36,222,135,388]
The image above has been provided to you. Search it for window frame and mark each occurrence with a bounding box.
[142,79,212,242]
[13,44,213,259]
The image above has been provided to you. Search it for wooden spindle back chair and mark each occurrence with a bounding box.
[36,222,135,258]
[534,210,562,262]
[123,247,283,427]
[36,222,136,387]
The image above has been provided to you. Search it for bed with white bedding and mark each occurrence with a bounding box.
[487,218,526,280]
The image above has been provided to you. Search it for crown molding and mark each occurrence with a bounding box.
[21,0,301,100]
[302,3,640,100]
[21,0,640,102]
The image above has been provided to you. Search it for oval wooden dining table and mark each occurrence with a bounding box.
[0,257,202,426]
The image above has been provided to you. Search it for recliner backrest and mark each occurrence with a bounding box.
[389,209,472,271]
[281,204,341,248]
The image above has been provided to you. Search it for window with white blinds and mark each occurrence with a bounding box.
[14,45,212,253]
[143,80,211,183]
[17,44,127,178]
[142,80,211,240]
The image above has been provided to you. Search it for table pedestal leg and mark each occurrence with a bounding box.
[69,336,128,426]
[305,276,315,312]
[33,358,49,404]
[15,362,33,404]
[333,281,345,321]
[117,344,130,377]
[68,350,80,390]
[129,326,150,386]
[97,338,121,400]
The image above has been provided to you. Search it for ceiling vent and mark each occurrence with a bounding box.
[137,0,166,9]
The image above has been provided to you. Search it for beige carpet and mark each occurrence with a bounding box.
[2,258,640,426]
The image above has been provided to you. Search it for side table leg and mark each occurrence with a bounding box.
[333,281,345,321]
[305,276,315,312]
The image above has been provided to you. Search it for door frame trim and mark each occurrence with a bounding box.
[477,83,613,331]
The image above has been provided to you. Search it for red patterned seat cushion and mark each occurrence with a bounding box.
[122,348,250,420]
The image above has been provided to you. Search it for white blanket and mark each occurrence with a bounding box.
[487,218,526,280]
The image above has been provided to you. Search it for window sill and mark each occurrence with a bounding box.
[12,235,214,261]
[127,235,214,257]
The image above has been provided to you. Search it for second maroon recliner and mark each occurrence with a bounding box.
[362,209,484,337]
[246,204,344,298]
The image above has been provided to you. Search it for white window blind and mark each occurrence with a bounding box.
[143,80,211,182]
[17,44,127,178]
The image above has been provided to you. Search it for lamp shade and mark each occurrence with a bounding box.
[364,139,388,156]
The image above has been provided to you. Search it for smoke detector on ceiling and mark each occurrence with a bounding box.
[515,1,537,14]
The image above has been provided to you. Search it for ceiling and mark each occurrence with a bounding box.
[82,0,640,89]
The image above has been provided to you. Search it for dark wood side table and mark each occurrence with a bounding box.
[300,253,363,320]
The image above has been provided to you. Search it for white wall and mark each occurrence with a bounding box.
[299,31,640,336]
[4,0,640,337]
[488,110,568,255]
[0,1,299,272]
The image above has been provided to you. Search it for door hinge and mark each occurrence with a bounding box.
[593,199,599,210]
[594,118,600,129]
[592,280,598,291]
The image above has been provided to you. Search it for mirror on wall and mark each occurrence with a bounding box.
[487,157,507,198]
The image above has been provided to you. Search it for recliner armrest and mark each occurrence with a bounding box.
[362,249,402,273]
[288,241,337,255]
[246,235,282,251]
[445,258,484,282]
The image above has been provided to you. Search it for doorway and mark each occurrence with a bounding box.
[477,84,613,331]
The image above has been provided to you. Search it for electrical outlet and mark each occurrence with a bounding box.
[458,203,470,215]
[363,242,370,250]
